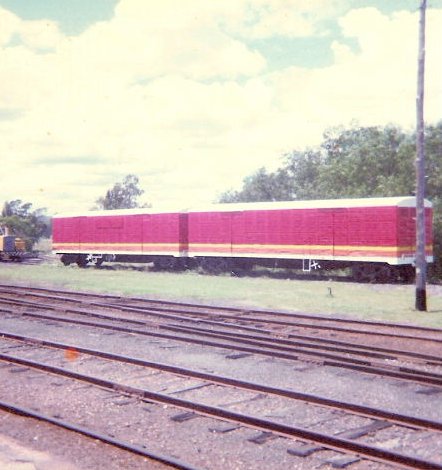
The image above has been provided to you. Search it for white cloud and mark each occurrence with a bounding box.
[0,1,441,214]
[18,19,64,50]
[69,1,267,81]
[0,7,21,46]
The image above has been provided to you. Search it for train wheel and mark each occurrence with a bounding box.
[397,265,415,283]
[153,256,177,271]
[352,263,395,283]
[199,257,232,275]
[351,265,367,282]
[374,265,396,283]
[76,255,89,268]
[61,254,73,266]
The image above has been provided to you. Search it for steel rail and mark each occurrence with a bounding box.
[161,323,442,368]
[2,285,442,348]
[0,353,440,469]
[112,304,442,344]
[5,310,385,367]
[162,324,442,384]
[1,295,441,366]
[0,305,396,365]
[0,400,198,470]
[164,318,442,365]
[2,307,442,387]
[6,306,442,388]
[1,283,441,335]
[1,350,441,433]
[0,296,421,362]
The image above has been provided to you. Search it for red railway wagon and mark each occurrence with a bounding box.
[52,196,432,281]
[52,208,188,268]
[186,196,432,281]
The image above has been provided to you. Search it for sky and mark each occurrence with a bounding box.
[0,0,441,215]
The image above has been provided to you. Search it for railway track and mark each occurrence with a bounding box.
[1,283,440,342]
[0,399,195,470]
[0,283,441,468]
[0,284,441,385]
[1,309,441,389]
[0,335,441,469]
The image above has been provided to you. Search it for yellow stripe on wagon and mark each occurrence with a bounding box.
[53,241,432,256]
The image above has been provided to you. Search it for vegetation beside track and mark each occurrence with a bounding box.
[1,261,441,328]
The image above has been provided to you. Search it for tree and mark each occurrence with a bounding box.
[1,200,49,249]
[283,149,324,200]
[219,167,294,203]
[317,125,414,198]
[95,174,148,210]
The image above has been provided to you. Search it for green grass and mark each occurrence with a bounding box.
[1,262,442,328]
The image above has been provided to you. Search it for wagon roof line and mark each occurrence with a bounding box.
[52,196,431,218]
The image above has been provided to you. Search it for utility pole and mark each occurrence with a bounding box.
[415,0,427,311]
